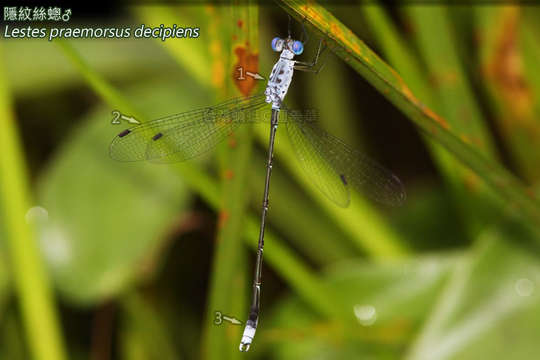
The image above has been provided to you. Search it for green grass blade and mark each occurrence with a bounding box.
[120,292,180,360]
[0,44,67,360]
[55,39,142,121]
[405,5,505,235]
[406,6,496,159]
[2,38,175,97]
[268,254,456,357]
[476,6,540,182]
[133,5,214,89]
[406,222,540,360]
[0,311,28,359]
[308,46,358,144]
[362,5,430,104]
[38,96,193,303]
[203,4,257,358]
[521,11,540,115]
[363,4,502,237]
[278,1,540,231]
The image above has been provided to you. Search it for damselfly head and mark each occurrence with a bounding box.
[271,37,304,55]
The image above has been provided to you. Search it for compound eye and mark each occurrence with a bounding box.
[291,40,304,55]
[271,37,283,52]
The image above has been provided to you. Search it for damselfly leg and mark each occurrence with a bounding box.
[294,38,328,74]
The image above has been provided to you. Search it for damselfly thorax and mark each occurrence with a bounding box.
[265,37,302,109]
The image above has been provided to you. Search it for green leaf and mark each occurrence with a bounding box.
[203,5,258,359]
[362,4,502,239]
[2,38,175,97]
[266,254,455,359]
[405,5,501,235]
[37,79,199,303]
[277,1,540,234]
[407,223,540,360]
[120,292,180,360]
[405,6,496,158]
[0,43,67,360]
[0,207,11,319]
[521,10,540,114]
[475,6,540,182]
[0,310,29,360]
[134,5,215,90]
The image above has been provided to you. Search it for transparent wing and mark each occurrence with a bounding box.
[285,111,406,207]
[110,93,267,163]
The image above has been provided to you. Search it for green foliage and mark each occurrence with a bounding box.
[37,79,195,303]
[269,254,455,359]
[0,43,67,360]
[279,0,540,233]
[406,224,540,360]
[203,5,256,359]
[1,2,540,360]
[120,293,180,360]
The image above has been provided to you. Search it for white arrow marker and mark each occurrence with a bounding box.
[120,114,140,124]
[222,315,243,325]
[245,71,265,80]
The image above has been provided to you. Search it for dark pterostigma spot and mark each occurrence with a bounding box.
[152,133,163,141]
[118,129,131,138]
[340,174,348,185]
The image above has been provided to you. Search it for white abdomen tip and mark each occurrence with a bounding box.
[239,324,256,352]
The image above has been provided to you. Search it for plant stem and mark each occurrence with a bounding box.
[0,43,67,360]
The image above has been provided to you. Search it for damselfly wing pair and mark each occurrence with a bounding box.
[110,32,405,352]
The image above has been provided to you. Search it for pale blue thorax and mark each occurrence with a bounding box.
[264,49,296,110]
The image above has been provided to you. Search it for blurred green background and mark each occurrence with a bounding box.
[1,2,540,360]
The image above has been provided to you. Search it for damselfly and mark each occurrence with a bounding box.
[110,25,405,352]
